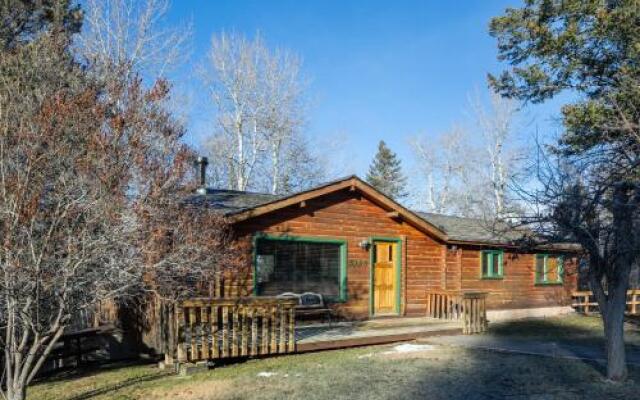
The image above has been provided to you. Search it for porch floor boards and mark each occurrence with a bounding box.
[295,317,461,353]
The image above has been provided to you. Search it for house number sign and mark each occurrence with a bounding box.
[348,259,368,268]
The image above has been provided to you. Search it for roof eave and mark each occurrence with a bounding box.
[227,176,449,242]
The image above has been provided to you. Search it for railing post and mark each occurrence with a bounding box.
[212,304,219,359]
[288,305,296,353]
[201,306,209,360]
[176,305,187,364]
[461,292,488,334]
[584,293,590,315]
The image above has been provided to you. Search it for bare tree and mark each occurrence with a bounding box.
[411,126,483,215]
[0,34,140,400]
[0,33,234,400]
[202,32,318,194]
[411,90,521,218]
[260,46,306,194]
[469,90,520,217]
[77,0,191,83]
[202,32,265,192]
[513,108,640,381]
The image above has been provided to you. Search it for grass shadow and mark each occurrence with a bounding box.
[35,359,154,384]
[62,370,172,400]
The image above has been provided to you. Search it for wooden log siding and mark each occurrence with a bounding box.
[175,297,297,363]
[572,290,640,315]
[426,290,488,334]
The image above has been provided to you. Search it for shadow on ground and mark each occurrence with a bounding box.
[29,316,640,400]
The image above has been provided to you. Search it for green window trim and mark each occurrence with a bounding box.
[252,233,348,302]
[535,254,564,285]
[481,250,504,279]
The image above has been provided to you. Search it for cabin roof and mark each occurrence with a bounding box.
[185,176,559,247]
[414,212,526,245]
[185,188,280,214]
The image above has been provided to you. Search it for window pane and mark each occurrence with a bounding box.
[492,253,500,276]
[536,256,545,282]
[547,256,559,282]
[256,240,341,297]
[482,253,489,276]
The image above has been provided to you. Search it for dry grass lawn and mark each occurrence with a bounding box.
[29,315,640,400]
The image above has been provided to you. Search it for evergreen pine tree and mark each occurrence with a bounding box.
[366,140,407,200]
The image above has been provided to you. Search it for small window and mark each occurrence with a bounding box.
[481,250,503,279]
[535,254,564,284]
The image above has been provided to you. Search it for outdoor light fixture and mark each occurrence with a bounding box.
[359,239,370,250]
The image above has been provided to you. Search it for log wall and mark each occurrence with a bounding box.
[234,189,577,319]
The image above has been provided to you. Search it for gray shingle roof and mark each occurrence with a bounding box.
[184,189,279,214]
[187,186,526,245]
[415,212,525,244]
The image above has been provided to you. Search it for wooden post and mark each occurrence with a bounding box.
[241,306,249,357]
[164,303,175,365]
[250,308,258,356]
[461,292,488,334]
[201,306,209,360]
[232,305,239,357]
[176,305,187,363]
[279,306,287,354]
[288,306,296,353]
[189,307,198,361]
[261,307,269,354]
[270,305,278,354]
[584,293,590,315]
[212,305,219,359]
[222,306,229,358]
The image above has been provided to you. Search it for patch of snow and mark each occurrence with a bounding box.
[257,372,277,378]
[357,353,374,359]
[383,343,436,354]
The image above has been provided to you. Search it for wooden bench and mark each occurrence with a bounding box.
[277,292,334,325]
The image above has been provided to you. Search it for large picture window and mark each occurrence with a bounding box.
[255,237,346,301]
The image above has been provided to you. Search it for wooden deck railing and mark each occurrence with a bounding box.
[172,297,298,363]
[426,290,489,334]
[572,290,640,315]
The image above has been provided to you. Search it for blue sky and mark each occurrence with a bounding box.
[166,0,566,179]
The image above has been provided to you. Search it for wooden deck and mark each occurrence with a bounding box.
[296,317,461,353]
[164,295,485,365]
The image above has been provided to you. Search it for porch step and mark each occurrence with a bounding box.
[296,319,461,353]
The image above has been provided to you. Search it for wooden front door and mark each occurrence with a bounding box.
[373,241,398,315]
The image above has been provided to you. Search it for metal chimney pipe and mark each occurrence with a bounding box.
[195,156,208,194]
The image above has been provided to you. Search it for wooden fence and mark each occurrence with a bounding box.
[572,290,640,315]
[426,290,489,334]
[169,297,298,364]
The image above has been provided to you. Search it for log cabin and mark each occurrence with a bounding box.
[187,171,579,323]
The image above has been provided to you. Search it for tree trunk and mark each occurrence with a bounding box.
[603,291,628,381]
[7,383,27,400]
[600,182,635,381]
